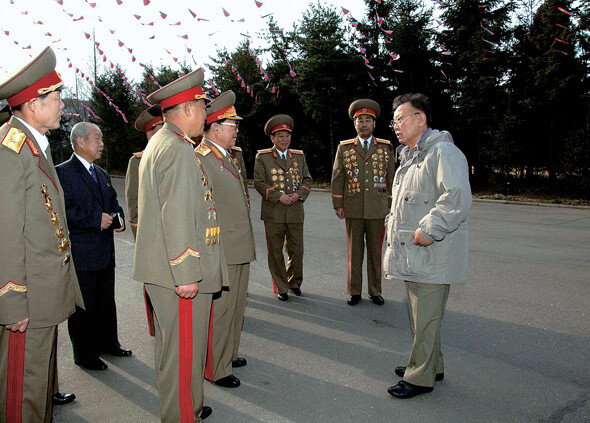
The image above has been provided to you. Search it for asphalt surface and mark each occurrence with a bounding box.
[53,177,590,423]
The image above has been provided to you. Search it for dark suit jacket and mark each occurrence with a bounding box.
[56,155,125,271]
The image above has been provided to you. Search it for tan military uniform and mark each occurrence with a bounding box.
[195,139,255,382]
[124,151,142,240]
[254,147,312,294]
[331,137,395,296]
[0,117,83,422]
[133,122,227,423]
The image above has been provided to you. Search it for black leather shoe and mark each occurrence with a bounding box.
[106,346,133,357]
[289,287,302,296]
[52,393,76,405]
[347,295,361,305]
[76,357,108,371]
[201,406,212,420]
[388,381,433,398]
[370,295,385,305]
[232,357,247,368]
[214,374,241,388]
[277,293,289,301]
[395,366,444,381]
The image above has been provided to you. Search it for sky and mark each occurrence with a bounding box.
[1,0,371,93]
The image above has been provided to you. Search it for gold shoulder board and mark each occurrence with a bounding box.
[195,144,211,156]
[290,149,304,155]
[257,148,273,154]
[376,138,391,145]
[133,151,144,158]
[340,139,355,145]
[1,127,27,154]
[231,146,242,152]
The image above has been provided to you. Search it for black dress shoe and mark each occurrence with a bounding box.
[347,295,361,305]
[232,357,247,368]
[106,346,133,357]
[214,374,241,388]
[388,381,433,398]
[76,357,108,371]
[277,293,289,301]
[201,406,212,420]
[52,393,76,405]
[370,295,385,305]
[289,287,302,296]
[395,366,444,381]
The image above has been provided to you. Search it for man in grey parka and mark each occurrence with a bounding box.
[384,93,471,399]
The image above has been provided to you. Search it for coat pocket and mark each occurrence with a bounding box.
[393,229,435,278]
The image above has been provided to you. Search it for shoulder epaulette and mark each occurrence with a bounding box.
[290,149,304,155]
[1,126,27,154]
[195,143,212,156]
[376,138,391,145]
[132,151,144,159]
[340,139,355,145]
[231,146,242,152]
[257,148,273,154]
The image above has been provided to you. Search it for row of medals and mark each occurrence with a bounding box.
[344,148,390,193]
[270,162,301,191]
[197,157,221,246]
[41,184,71,263]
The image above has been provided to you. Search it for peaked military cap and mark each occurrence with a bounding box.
[264,114,294,136]
[135,104,163,133]
[349,99,380,120]
[147,68,209,110]
[0,46,63,107]
[206,90,242,125]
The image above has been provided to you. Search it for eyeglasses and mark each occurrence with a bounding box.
[390,112,420,129]
[218,122,239,130]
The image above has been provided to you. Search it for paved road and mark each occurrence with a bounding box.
[54,178,590,423]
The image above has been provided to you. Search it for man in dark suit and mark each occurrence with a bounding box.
[56,122,131,371]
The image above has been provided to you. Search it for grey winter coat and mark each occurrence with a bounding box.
[383,129,472,285]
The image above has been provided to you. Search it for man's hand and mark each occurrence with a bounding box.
[335,207,345,219]
[100,213,114,230]
[175,283,199,299]
[289,193,300,202]
[5,317,29,332]
[414,228,433,247]
[114,215,125,232]
[279,194,295,205]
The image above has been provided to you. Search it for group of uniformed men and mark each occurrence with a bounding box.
[3,45,469,422]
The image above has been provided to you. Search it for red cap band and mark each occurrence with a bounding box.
[271,123,292,134]
[144,116,163,133]
[206,105,238,125]
[7,70,63,107]
[160,86,206,110]
[353,108,376,119]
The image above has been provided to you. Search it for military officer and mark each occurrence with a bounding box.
[133,69,226,422]
[125,104,163,240]
[0,47,83,422]
[331,99,395,306]
[254,115,312,301]
[195,91,255,389]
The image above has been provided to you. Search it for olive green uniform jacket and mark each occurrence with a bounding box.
[133,122,227,291]
[331,137,395,218]
[124,152,142,240]
[0,116,82,327]
[253,147,312,223]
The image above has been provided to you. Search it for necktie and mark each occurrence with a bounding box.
[363,141,369,155]
[89,165,99,184]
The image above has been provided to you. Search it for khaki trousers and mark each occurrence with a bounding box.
[145,284,212,423]
[345,218,385,297]
[0,326,57,423]
[403,282,450,387]
[264,222,303,295]
[206,263,250,381]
